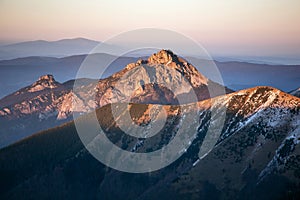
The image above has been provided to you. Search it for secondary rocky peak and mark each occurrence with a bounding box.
[28,74,60,92]
[38,74,55,82]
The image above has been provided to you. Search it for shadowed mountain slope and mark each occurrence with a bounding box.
[0,86,299,199]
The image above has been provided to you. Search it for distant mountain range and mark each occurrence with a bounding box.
[290,88,300,98]
[214,55,300,65]
[0,38,112,60]
[0,53,138,98]
[0,53,299,99]
[1,38,300,65]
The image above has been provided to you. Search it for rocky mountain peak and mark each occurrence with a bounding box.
[100,50,222,107]
[28,74,60,92]
[134,49,208,86]
[38,74,55,82]
[125,49,182,70]
[147,49,178,65]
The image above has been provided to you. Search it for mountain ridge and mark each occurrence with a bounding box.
[1,53,299,99]
[0,85,299,199]
[0,50,230,148]
[290,88,300,98]
[0,38,121,60]
[2,38,99,48]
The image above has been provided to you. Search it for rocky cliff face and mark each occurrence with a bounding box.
[27,75,60,92]
[95,50,228,107]
[0,75,73,119]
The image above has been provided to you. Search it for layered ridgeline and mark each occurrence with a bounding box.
[0,86,299,199]
[290,88,300,98]
[0,50,230,148]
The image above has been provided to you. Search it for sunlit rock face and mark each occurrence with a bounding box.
[96,49,229,107]
[28,75,60,93]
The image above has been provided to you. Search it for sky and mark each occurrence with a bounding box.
[0,0,300,57]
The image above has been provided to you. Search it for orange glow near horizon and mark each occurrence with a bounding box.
[0,0,300,56]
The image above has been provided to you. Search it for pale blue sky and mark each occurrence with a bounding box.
[1,0,300,57]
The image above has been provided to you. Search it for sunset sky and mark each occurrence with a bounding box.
[1,0,300,57]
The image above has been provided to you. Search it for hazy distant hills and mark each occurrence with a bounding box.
[187,57,300,92]
[0,53,299,99]
[1,38,300,65]
[0,86,299,199]
[0,53,138,98]
[214,55,300,65]
[290,88,300,98]
[0,38,120,60]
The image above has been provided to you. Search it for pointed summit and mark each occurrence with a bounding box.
[28,74,61,92]
[147,49,179,65]
[129,49,209,87]
[38,74,55,82]
[147,49,209,87]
